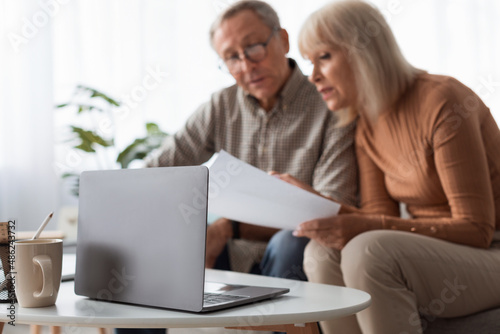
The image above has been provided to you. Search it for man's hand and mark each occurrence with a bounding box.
[205,218,233,268]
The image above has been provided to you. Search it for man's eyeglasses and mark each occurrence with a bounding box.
[219,27,280,74]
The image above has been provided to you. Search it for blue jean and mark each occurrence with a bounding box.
[260,230,309,281]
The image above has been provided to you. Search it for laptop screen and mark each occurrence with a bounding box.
[75,166,208,312]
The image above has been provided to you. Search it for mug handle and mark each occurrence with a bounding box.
[32,255,54,298]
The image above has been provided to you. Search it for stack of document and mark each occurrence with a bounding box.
[208,151,340,230]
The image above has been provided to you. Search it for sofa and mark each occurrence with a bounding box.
[424,308,500,333]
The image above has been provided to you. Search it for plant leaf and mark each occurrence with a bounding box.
[146,122,168,136]
[116,125,168,168]
[71,177,80,197]
[61,172,79,179]
[77,85,120,106]
[116,138,148,168]
[75,104,105,114]
[55,85,119,113]
[70,126,113,153]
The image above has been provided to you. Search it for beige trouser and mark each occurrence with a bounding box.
[303,230,500,334]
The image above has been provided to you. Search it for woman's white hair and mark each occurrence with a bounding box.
[299,0,422,119]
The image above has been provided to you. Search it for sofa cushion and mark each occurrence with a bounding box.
[424,308,500,334]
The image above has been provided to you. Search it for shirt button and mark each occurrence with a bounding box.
[430,226,437,234]
[410,227,416,232]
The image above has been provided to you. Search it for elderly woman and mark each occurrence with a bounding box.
[274,1,500,333]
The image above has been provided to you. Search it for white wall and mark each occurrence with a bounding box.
[1,0,499,230]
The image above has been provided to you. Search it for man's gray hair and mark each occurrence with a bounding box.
[209,0,281,48]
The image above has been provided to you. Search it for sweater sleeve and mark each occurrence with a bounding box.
[412,89,495,248]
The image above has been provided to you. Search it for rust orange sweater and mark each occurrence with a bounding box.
[355,73,500,248]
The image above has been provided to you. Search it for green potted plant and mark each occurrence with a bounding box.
[56,85,168,196]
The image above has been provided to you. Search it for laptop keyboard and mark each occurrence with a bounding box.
[203,292,248,305]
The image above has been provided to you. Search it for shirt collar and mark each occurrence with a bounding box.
[278,59,307,112]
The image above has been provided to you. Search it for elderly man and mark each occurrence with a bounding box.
[117,1,356,332]
[148,0,357,278]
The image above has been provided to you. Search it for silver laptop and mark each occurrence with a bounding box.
[75,166,288,312]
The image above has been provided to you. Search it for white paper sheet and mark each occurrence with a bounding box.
[208,150,340,230]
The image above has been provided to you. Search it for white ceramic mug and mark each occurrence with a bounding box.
[14,239,63,308]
